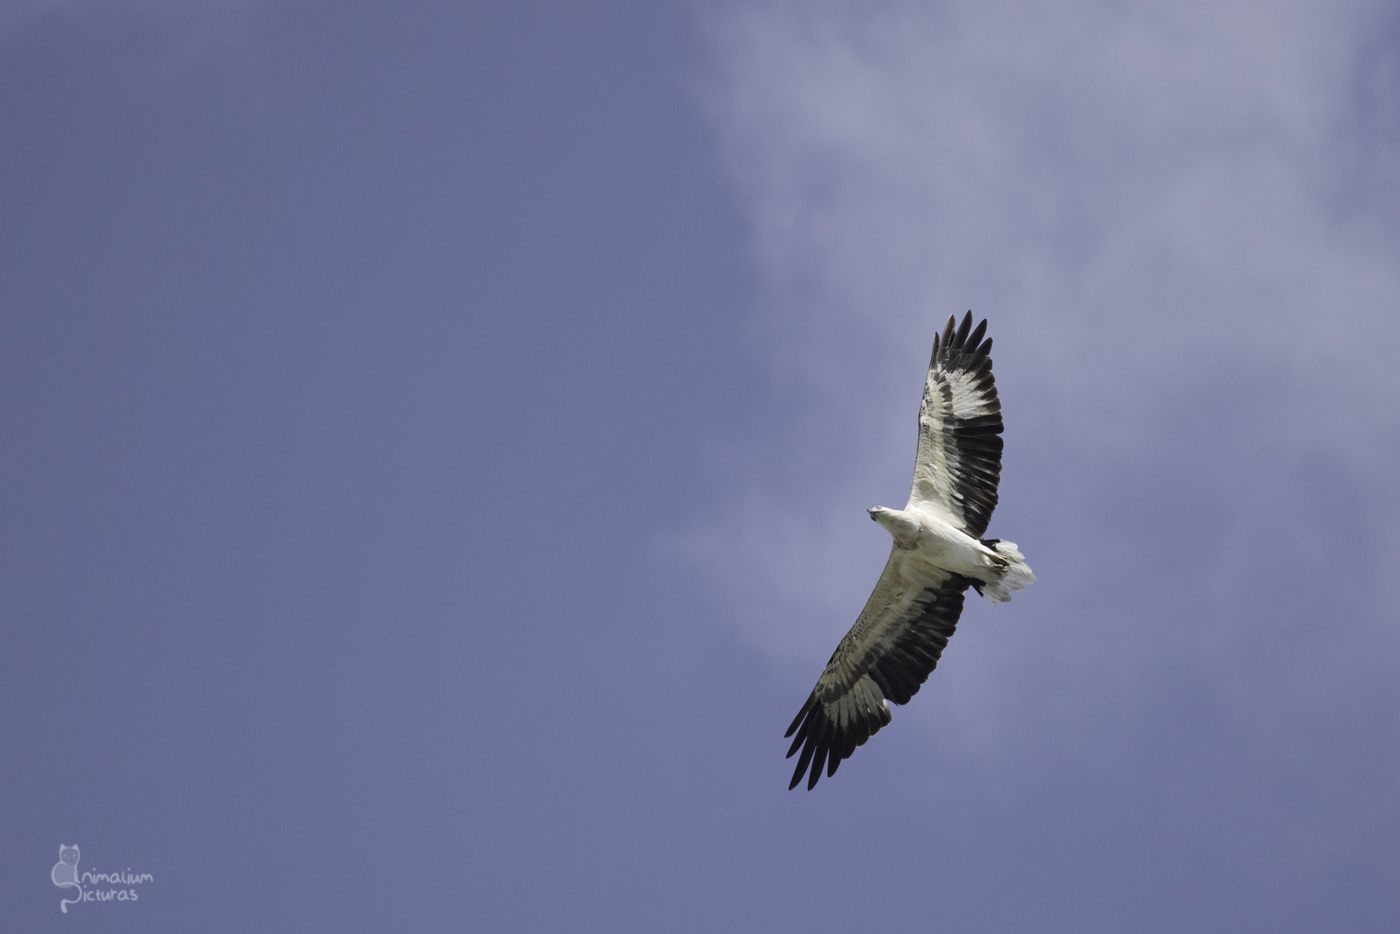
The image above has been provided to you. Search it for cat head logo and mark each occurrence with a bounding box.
[47,842,152,911]
[51,844,81,913]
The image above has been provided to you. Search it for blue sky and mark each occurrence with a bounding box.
[3,2,1398,931]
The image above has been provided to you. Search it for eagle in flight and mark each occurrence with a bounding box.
[784,313,1035,789]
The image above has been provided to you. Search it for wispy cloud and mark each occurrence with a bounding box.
[691,0,1400,779]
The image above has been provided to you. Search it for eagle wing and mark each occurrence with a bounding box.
[908,312,1004,538]
[784,550,970,790]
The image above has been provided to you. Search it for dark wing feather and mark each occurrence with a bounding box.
[908,312,1004,539]
[784,552,970,790]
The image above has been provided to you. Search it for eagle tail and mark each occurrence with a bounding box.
[979,539,1035,605]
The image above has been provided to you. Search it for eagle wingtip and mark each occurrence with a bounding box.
[807,749,827,789]
[784,694,815,738]
[967,317,987,350]
[954,312,972,347]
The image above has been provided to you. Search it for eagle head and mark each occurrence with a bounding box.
[868,506,918,538]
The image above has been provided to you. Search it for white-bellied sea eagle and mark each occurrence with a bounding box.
[784,313,1035,789]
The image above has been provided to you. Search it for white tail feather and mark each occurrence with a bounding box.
[981,540,1035,605]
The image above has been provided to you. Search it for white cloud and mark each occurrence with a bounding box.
[691,0,1400,775]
